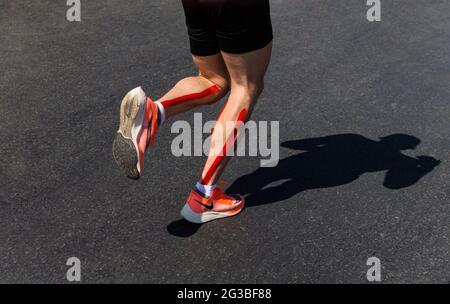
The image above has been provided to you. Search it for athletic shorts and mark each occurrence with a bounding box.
[181,0,273,56]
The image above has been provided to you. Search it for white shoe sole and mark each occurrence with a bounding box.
[180,203,244,224]
[112,87,147,179]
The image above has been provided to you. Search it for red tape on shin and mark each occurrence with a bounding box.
[201,109,248,185]
[161,85,219,108]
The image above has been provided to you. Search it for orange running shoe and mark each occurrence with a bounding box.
[181,187,245,224]
[112,87,159,179]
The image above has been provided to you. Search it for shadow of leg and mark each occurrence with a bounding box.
[245,179,305,206]
[227,168,276,196]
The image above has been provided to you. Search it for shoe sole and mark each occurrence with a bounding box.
[180,200,245,224]
[112,88,146,179]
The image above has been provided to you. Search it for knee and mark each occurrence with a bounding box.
[215,77,231,97]
[202,75,230,105]
[230,80,265,104]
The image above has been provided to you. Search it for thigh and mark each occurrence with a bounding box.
[182,0,220,57]
[215,0,273,55]
[221,42,273,87]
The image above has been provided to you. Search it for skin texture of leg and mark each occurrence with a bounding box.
[200,42,273,186]
[158,53,230,118]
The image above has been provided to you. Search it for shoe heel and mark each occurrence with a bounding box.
[112,132,140,179]
[119,94,140,139]
[180,204,203,224]
[113,89,144,180]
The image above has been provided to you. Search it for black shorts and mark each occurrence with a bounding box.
[181,0,273,56]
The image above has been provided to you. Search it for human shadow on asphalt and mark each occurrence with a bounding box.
[167,133,440,237]
[226,133,440,207]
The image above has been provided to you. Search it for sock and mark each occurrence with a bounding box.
[155,101,166,126]
[195,182,216,198]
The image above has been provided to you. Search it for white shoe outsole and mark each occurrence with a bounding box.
[180,203,244,224]
[112,86,147,179]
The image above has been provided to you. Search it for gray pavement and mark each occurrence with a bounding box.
[0,0,449,283]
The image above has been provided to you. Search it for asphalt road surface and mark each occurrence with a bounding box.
[0,0,449,283]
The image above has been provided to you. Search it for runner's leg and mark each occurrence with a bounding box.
[199,42,273,186]
[156,53,230,121]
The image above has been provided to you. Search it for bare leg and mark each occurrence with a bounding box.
[157,54,230,119]
[200,42,273,186]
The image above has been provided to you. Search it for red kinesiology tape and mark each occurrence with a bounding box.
[201,109,248,185]
[161,85,219,108]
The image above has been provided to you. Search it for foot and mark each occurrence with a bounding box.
[112,87,159,179]
[181,188,245,224]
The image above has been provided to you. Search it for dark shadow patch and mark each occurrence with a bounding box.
[168,133,440,237]
[167,219,201,237]
[227,133,440,206]
[0,200,11,207]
